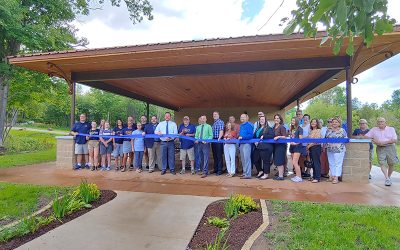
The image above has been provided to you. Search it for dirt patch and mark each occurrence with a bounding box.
[188,199,262,250]
[0,190,117,250]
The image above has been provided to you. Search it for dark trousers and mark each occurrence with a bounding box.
[211,142,223,174]
[198,143,210,175]
[161,141,175,172]
[253,147,273,174]
[310,145,322,180]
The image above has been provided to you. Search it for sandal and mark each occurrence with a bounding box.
[115,167,120,171]
[332,178,339,184]
[311,179,320,183]
[121,167,127,172]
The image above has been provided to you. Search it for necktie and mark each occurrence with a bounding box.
[166,121,169,135]
[200,125,204,139]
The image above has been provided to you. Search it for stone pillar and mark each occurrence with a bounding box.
[56,136,75,169]
[342,140,371,183]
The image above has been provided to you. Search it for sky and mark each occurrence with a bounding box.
[73,0,400,106]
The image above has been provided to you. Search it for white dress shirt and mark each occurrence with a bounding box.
[155,120,178,141]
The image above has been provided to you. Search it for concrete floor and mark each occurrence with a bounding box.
[0,163,399,206]
[16,192,218,250]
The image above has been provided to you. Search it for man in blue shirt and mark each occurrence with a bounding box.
[178,116,196,174]
[70,113,91,170]
[143,115,162,172]
[211,111,225,175]
[155,112,178,175]
[238,113,254,179]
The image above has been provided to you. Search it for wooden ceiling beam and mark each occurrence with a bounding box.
[71,56,350,82]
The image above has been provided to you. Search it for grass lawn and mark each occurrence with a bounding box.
[0,130,57,169]
[0,182,69,225]
[266,200,400,249]
[18,123,69,133]
[372,144,400,172]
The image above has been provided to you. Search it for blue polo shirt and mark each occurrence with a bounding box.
[144,123,160,148]
[353,128,373,150]
[88,129,100,141]
[72,122,90,144]
[122,126,135,141]
[113,126,124,144]
[239,122,254,140]
[178,123,196,149]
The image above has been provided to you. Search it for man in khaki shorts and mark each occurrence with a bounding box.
[365,117,399,186]
[70,114,91,170]
[178,116,196,174]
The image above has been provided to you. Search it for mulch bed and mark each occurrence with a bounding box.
[188,199,262,250]
[0,190,117,250]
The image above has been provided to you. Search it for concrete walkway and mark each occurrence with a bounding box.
[1,163,399,206]
[17,192,218,250]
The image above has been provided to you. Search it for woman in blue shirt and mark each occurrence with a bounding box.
[100,121,113,171]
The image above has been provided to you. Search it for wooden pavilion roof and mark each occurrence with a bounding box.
[8,26,400,111]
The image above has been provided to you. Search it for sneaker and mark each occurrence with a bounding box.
[101,166,106,171]
[85,164,90,169]
[191,170,195,175]
[171,171,176,175]
[106,167,111,171]
[369,174,372,179]
[73,164,81,170]
[291,176,303,183]
[161,171,166,175]
[385,179,392,186]
[273,176,284,181]
[180,169,185,174]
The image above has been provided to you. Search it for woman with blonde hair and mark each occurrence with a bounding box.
[325,117,347,184]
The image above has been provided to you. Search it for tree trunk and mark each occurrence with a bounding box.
[0,76,9,147]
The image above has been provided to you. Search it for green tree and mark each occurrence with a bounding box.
[284,0,396,55]
[0,0,153,147]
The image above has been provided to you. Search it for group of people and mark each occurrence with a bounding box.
[70,110,398,186]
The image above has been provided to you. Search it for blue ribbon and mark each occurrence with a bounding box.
[78,133,349,144]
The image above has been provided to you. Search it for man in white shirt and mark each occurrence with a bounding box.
[155,112,178,175]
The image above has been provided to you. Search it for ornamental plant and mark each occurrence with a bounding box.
[224,194,259,219]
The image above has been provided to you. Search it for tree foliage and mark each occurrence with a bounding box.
[0,0,153,146]
[284,0,396,55]
[303,86,400,132]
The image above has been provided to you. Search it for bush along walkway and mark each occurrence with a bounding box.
[0,180,116,250]
[188,194,262,250]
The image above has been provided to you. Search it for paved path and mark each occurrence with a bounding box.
[12,127,68,135]
[1,163,399,206]
[17,192,218,250]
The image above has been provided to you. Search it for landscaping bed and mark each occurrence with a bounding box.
[188,196,262,250]
[0,185,117,250]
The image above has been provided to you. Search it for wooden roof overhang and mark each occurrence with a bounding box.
[8,26,400,111]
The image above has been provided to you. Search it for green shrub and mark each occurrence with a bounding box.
[52,193,70,221]
[4,131,55,153]
[72,180,101,204]
[224,194,259,219]
[207,216,230,229]
[205,228,229,250]
[0,215,55,243]
[52,193,85,221]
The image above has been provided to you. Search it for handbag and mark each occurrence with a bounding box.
[304,159,313,169]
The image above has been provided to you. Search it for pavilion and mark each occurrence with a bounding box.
[7,27,400,182]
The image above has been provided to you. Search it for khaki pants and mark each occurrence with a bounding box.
[148,141,162,171]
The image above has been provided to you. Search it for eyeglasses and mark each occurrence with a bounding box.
[257,113,263,116]
[327,121,332,123]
